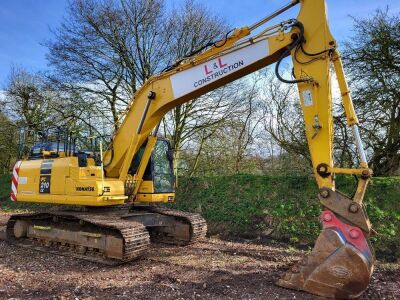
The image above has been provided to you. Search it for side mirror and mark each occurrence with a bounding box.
[166,149,174,161]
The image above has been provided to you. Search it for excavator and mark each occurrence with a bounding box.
[7,0,375,298]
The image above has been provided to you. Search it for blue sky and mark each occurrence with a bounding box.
[0,0,399,87]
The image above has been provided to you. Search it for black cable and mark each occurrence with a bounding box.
[102,143,114,168]
[213,29,234,48]
[275,20,336,83]
[161,63,180,73]
[300,43,333,57]
[183,29,234,57]
[162,29,234,73]
[294,44,322,65]
[184,42,214,57]
[275,20,309,84]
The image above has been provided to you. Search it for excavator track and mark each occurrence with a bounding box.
[6,211,150,265]
[5,207,206,264]
[141,206,207,244]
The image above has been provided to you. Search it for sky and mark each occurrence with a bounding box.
[0,0,399,87]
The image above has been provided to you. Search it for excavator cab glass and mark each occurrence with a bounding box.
[152,139,174,193]
[130,138,175,193]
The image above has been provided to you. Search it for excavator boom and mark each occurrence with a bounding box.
[9,1,374,298]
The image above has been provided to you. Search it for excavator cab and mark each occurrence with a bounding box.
[130,138,175,203]
[19,126,85,161]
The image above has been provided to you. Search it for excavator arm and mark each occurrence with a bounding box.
[102,22,293,179]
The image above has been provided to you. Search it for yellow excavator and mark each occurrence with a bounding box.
[8,0,375,298]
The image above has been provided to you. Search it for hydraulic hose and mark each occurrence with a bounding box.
[274,20,309,84]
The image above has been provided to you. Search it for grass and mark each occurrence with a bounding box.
[172,174,400,262]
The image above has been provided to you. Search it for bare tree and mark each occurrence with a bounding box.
[2,67,55,130]
[46,0,229,164]
[180,74,267,175]
[261,70,310,165]
[343,9,400,175]
[162,82,242,177]
[230,74,265,173]
[159,0,230,179]
[46,0,173,130]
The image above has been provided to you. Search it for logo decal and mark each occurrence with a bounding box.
[39,160,53,194]
[76,186,95,192]
[39,176,51,193]
[171,39,269,98]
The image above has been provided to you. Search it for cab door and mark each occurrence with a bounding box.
[152,139,175,193]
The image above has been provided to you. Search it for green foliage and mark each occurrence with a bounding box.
[172,174,400,261]
[0,112,17,174]
[0,175,11,199]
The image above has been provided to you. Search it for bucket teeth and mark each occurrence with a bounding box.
[277,228,373,299]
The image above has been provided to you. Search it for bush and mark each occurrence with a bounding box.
[172,174,400,261]
[0,175,11,199]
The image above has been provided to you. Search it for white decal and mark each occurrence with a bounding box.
[20,191,34,194]
[18,177,28,184]
[11,161,22,201]
[302,89,313,107]
[171,40,269,98]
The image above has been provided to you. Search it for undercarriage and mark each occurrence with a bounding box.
[6,206,207,265]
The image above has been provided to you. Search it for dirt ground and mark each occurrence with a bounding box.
[0,215,399,300]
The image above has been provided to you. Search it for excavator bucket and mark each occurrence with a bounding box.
[277,209,374,299]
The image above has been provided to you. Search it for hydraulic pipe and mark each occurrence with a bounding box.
[352,125,368,166]
[249,0,299,31]
[137,92,156,134]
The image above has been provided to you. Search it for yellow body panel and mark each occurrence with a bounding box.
[16,193,126,206]
[134,180,174,203]
[136,192,174,203]
[16,157,127,206]
[137,180,154,194]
